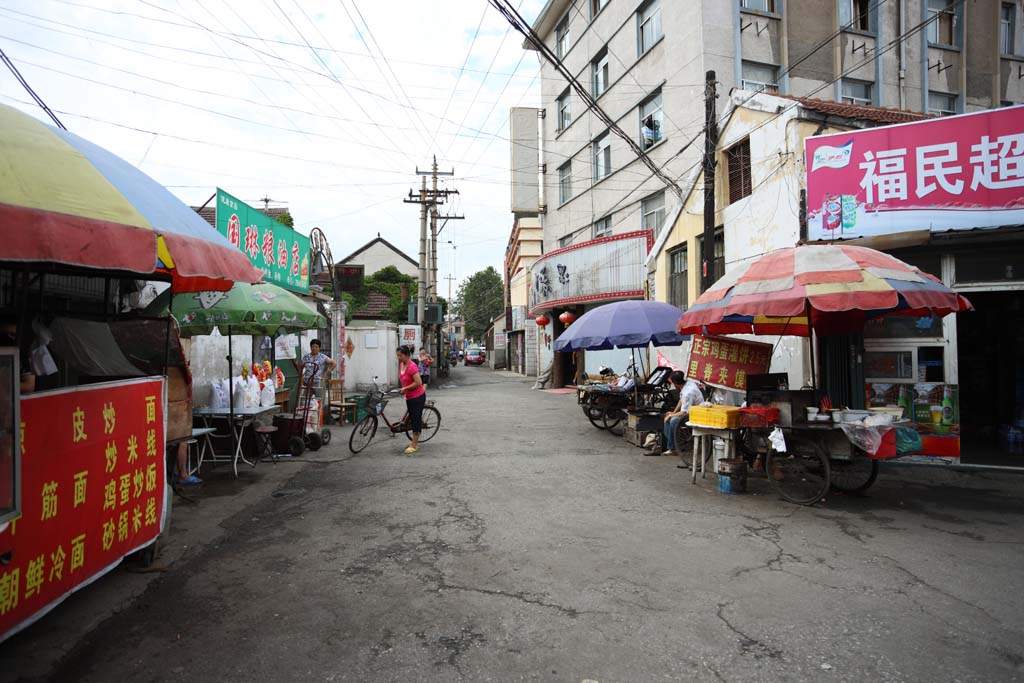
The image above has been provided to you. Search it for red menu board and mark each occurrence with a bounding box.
[687,335,773,391]
[0,377,165,641]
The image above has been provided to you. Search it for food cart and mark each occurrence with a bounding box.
[0,104,261,641]
[676,244,972,505]
[555,300,686,438]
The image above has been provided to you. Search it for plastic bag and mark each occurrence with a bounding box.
[245,376,260,410]
[260,383,276,408]
[895,426,923,455]
[29,318,58,376]
[211,381,228,410]
[838,423,883,455]
[768,427,787,453]
[232,378,247,410]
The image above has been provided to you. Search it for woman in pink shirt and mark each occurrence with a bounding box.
[396,345,426,454]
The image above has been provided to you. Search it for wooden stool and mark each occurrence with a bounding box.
[339,401,358,424]
[254,425,279,463]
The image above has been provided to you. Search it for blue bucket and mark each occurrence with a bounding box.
[717,458,747,494]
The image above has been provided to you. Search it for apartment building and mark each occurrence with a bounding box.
[523,0,1022,251]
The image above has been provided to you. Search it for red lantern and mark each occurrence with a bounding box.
[535,314,550,327]
[559,311,577,325]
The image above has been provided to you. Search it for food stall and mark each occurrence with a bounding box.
[676,243,972,505]
[0,104,261,641]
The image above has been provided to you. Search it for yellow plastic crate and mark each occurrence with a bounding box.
[689,405,742,429]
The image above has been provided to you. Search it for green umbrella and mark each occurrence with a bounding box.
[147,281,326,337]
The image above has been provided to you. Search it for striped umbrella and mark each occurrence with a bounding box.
[0,104,261,292]
[677,244,972,337]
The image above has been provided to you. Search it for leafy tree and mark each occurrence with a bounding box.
[273,211,294,228]
[340,266,417,324]
[454,266,504,341]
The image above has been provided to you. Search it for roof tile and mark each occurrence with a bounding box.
[778,94,933,125]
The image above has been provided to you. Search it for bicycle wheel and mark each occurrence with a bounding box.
[765,436,831,505]
[673,420,693,455]
[348,415,378,453]
[830,457,879,494]
[602,405,627,436]
[585,403,608,429]
[405,405,442,442]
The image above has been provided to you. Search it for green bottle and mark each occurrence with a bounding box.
[941,386,953,426]
[898,385,911,421]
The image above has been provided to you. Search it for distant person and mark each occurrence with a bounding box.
[397,345,426,455]
[418,347,432,385]
[295,338,336,391]
[660,372,705,456]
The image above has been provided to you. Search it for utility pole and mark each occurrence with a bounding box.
[405,158,459,330]
[701,70,719,294]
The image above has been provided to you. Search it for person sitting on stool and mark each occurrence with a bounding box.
[661,372,705,456]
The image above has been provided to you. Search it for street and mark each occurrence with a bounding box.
[4,365,1024,682]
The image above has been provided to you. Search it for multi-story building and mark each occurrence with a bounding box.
[504,217,544,375]
[512,0,1024,385]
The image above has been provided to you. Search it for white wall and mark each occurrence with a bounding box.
[344,241,418,279]
[342,321,399,393]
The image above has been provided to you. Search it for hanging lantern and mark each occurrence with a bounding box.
[559,311,577,326]
[535,314,550,327]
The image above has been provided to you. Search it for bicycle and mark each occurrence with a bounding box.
[348,378,442,453]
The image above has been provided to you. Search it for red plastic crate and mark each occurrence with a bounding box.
[739,407,780,427]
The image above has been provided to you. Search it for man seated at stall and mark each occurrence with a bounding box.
[660,371,705,456]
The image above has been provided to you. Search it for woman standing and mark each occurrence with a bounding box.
[397,345,426,455]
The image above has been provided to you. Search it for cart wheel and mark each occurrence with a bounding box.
[766,436,831,505]
[830,457,879,494]
[585,404,607,429]
[602,405,626,436]
[288,436,305,457]
[673,420,694,456]
[305,431,323,451]
[320,428,332,445]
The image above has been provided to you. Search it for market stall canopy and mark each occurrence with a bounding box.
[145,281,326,337]
[0,104,261,292]
[677,244,972,337]
[553,300,688,351]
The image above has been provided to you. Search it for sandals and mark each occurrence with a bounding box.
[403,446,418,455]
[177,475,202,485]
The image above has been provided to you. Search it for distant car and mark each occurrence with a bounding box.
[464,347,485,366]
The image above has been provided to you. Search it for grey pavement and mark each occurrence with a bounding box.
[3,365,1024,682]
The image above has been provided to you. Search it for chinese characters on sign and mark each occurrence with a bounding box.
[215,188,310,294]
[686,335,772,391]
[0,378,165,639]
[805,106,1024,242]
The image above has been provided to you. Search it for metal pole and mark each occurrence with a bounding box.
[806,303,817,394]
[228,325,236,459]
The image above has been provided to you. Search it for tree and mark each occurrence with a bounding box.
[454,267,504,341]
[274,211,294,228]
[339,266,417,324]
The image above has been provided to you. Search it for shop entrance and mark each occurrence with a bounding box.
[957,290,1024,467]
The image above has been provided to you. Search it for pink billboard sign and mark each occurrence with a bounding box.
[805,105,1024,242]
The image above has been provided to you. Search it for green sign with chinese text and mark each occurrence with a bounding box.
[215,188,310,294]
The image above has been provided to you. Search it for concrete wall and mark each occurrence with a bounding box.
[342,321,399,393]
[344,241,418,279]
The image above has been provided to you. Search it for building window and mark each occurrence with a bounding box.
[926,0,957,46]
[558,162,572,204]
[726,138,752,204]
[698,229,725,293]
[641,191,666,235]
[1001,3,1016,55]
[841,79,873,105]
[593,133,612,181]
[668,245,688,309]
[928,91,958,116]
[555,15,570,59]
[639,90,664,149]
[637,0,663,55]
[559,234,574,249]
[741,0,776,11]
[592,49,610,97]
[593,217,612,238]
[591,0,608,18]
[839,0,872,31]
[557,90,571,131]
[741,61,779,93]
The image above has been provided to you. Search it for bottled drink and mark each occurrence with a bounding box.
[941,386,953,426]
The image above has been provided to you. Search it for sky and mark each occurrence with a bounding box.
[0,0,547,293]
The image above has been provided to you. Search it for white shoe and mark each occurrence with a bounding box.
[661,449,675,456]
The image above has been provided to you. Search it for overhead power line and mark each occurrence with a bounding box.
[0,47,65,129]
[487,0,684,200]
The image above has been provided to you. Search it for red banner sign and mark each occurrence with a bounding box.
[687,335,772,391]
[805,105,1024,242]
[0,378,165,640]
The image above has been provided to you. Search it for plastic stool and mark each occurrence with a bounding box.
[254,425,278,464]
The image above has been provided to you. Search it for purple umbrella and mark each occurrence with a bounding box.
[553,300,689,351]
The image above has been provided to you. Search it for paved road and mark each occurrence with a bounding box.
[7,366,1024,681]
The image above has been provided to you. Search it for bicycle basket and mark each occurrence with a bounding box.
[374,399,389,415]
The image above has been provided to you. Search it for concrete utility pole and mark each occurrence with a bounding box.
[405,158,459,328]
[417,177,428,324]
[702,70,719,294]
